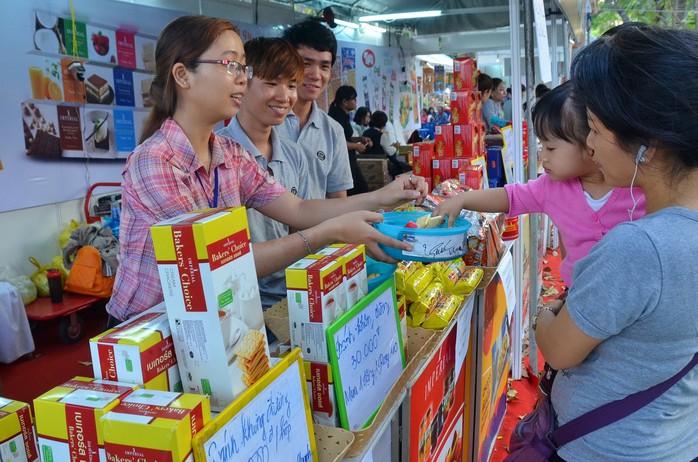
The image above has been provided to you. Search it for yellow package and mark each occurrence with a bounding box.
[449,267,485,295]
[395,260,422,294]
[407,311,426,327]
[409,281,444,315]
[403,266,433,301]
[436,259,468,291]
[422,294,465,329]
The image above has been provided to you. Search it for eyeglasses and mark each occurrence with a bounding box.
[190,60,253,79]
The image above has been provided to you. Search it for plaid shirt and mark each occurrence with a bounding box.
[107,118,284,320]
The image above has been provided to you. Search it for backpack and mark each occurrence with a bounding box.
[64,246,114,298]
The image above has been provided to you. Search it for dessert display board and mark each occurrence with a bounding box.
[326,278,405,431]
[192,349,317,462]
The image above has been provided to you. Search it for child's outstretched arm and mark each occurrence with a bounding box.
[434,188,510,227]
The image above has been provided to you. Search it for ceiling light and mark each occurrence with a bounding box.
[416,54,453,67]
[335,19,359,29]
[334,18,386,33]
[361,23,387,33]
[359,10,442,22]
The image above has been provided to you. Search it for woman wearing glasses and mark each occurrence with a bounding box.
[106,15,427,324]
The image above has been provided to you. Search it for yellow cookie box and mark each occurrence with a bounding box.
[0,397,39,462]
[34,377,138,462]
[101,389,211,462]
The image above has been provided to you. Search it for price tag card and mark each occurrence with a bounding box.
[327,278,406,431]
[193,349,317,462]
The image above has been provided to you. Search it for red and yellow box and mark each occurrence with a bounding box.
[321,244,368,309]
[432,158,454,187]
[34,377,138,462]
[453,57,477,90]
[453,124,479,159]
[304,361,340,427]
[90,303,181,392]
[412,142,434,188]
[0,398,38,462]
[151,207,270,411]
[101,389,211,462]
[286,255,345,363]
[434,124,454,159]
[450,91,481,125]
[458,164,484,190]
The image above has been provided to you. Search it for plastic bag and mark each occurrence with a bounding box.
[51,254,70,286]
[7,275,38,306]
[28,256,51,297]
[58,219,81,250]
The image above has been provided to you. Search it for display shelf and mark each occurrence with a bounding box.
[28,49,155,75]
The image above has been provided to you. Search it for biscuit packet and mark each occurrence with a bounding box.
[409,281,444,315]
[407,312,425,327]
[422,294,465,329]
[396,260,423,294]
[403,266,434,301]
[449,267,485,295]
[433,258,467,292]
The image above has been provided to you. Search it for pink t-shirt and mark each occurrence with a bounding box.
[505,175,646,285]
[107,118,285,321]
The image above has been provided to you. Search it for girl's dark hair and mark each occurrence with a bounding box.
[492,77,504,89]
[140,15,238,143]
[477,73,493,93]
[330,85,357,109]
[571,22,698,174]
[353,107,370,125]
[368,110,388,129]
[532,81,588,148]
[282,19,338,65]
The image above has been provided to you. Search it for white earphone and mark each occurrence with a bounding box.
[635,145,648,164]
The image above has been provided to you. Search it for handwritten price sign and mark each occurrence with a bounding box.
[327,278,405,430]
[193,350,317,462]
[403,232,468,260]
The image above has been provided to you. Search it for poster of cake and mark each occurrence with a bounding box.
[82,64,115,105]
[27,55,64,102]
[86,24,117,64]
[134,35,156,71]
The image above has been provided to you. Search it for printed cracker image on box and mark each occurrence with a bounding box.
[304,361,340,427]
[90,303,181,392]
[0,398,39,462]
[33,377,138,462]
[151,207,270,411]
[286,255,346,363]
[101,388,211,462]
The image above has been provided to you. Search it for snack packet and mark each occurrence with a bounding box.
[422,294,465,329]
[449,267,485,295]
[396,260,423,294]
[402,265,433,301]
[409,281,444,315]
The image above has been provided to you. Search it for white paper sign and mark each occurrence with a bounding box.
[455,296,475,381]
[403,232,468,260]
[498,251,517,324]
[328,281,405,430]
[202,362,313,462]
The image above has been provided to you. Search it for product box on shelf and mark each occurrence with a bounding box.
[458,164,485,190]
[319,244,369,309]
[101,388,211,462]
[0,398,38,462]
[90,303,181,392]
[453,57,478,91]
[450,91,481,125]
[412,142,434,191]
[33,377,138,462]
[453,124,479,159]
[286,255,346,363]
[304,361,340,427]
[151,207,270,411]
[434,124,454,159]
[432,158,453,187]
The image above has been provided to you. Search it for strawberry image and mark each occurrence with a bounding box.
[91,32,109,56]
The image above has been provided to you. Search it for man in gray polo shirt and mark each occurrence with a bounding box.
[278,19,354,199]
[218,37,311,310]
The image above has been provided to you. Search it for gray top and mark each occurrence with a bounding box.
[278,101,354,198]
[218,118,310,309]
[553,207,698,461]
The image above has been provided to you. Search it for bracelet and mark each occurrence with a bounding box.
[532,306,557,330]
[297,230,313,255]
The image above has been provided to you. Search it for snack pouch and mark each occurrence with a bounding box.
[395,260,423,294]
[409,281,444,315]
[435,259,467,291]
[449,267,485,295]
[403,266,433,301]
[422,294,464,329]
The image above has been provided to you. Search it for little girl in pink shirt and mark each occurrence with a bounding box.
[436,81,646,287]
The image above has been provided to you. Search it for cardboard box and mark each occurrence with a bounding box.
[357,156,389,191]
[321,244,369,309]
[453,57,477,91]
[304,361,340,427]
[0,398,38,462]
[434,124,453,159]
[453,124,478,159]
[286,256,345,363]
[412,143,433,183]
[90,303,182,392]
[34,377,138,462]
[450,91,480,125]
[151,207,270,411]
[458,164,484,190]
[432,159,453,187]
[101,389,211,462]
